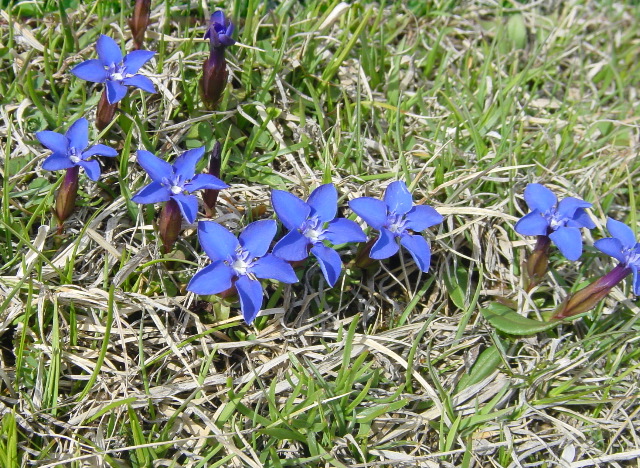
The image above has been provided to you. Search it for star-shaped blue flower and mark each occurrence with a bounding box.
[594,218,640,294]
[271,184,366,287]
[131,147,228,224]
[349,181,443,272]
[514,183,595,261]
[36,117,117,181]
[204,10,236,48]
[187,220,298,324]
[71,35,156,104]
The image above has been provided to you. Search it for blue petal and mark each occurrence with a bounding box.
[71,59,107,83]
[82,144,118,158]
[235,276,264,324]
[197,221,238,262]
[123,50,155,73]
[370,228,399,260]
[569,208,596,229]
[211,10,226,27]
[594,237,625,263]
[106,80,128,104]
[549,226,583,261]
[42,153,74,171]
[384,181,414,215]
[185,174,228,192]
[557,196,591,219]
[250,254,299,283]
[271,190,311,230]
[607,217,637,248]
[238,219,277,258]
[523,183,557,212]
[65,118,89,151]
[632,265,640,295]
[311,244,342,287]
[348,197,387,230]
[307,184,337,222]
[77,159,101,181]
[172,193,199,224]
[272,230,310,261]
[323,218,366,245]
[405,205,443,232]
[122,75,156,94]
[131,181,171,204]
[136,150,173,182]
[173,147,205,181]
[400,233,432,272]
[187,261,235,295]
[36,131,68,154]
[514,211,549,236]
[96,35,123,66]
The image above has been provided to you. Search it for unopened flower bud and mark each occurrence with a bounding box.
[524,235,551,291]
[129,0,151,50]
[96,89,118,131]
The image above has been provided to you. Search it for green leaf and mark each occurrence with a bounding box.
[481,303,560,335]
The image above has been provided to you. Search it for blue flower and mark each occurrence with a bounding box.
[204,10,235,49]
[349,181,443,272]
[514,183,595,261]
[271,184,367,287]
[131,147,228,224]
[187,220,298,323]
[36,117,117,181]
[594,218,640,294]
[71,35,156,104]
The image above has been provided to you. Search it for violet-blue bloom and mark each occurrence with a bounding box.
[349,181,443,272]
[594,218,640,294]
[131,147,228,224]
[204,10,236,49]
[37,117,117,181]
[187,220,298,324]
[71,35,156,104]
[271,184,367,287]
[514,183,595,261]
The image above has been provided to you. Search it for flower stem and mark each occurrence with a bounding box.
[55,166,80,234]
[158,199,182,254]
[524,235,551,292]
[96,89,118,131]
[203,142,222,217]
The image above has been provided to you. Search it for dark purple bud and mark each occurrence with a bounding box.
[551,264,632,320]
[96,89,118,131]
[203,141,222,217]
[55,166,80,233]
[158,198,182,253]
[524,235,551,292]
[129,0,152,50]
[200,48,228,110]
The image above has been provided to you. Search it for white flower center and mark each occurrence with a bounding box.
[230,247,253,276]
[386,213,408,235]
[302,216,325,243]
[162,174,189,195]
[67,147,82,164]
[623,247,640,267]
[107,62,132,82]
[544,210,567,230]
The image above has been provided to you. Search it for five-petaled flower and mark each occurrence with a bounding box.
[187,220,298,324]
[594,218,640,294]
[271,184,367,287]
[349,181,443,272]
[71,35,156,104]
[514,183,595,261]
[131,147,228,223]
[37,117,117,181]
[204,10,236,49]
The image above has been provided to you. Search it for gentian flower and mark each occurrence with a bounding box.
[131,147,228,224]
[271,184,366,287]
[514,183,595,261]
[551,218,640,320]
[200,10,235,109]
[349,181,443,272]
[187,220,298,324]
[37,117,117,181]
[71,35,156,104]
